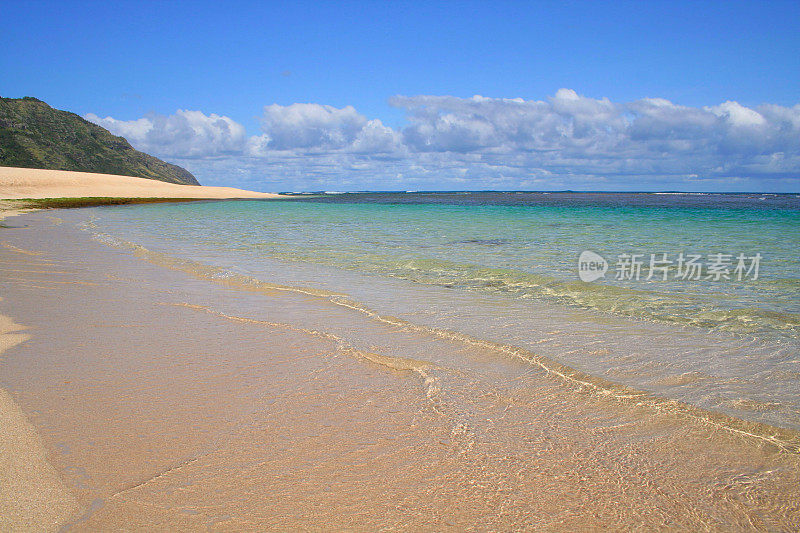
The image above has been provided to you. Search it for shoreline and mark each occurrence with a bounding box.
[0,190,256,530]
[0,308,81,530]
[2,208,800,529]
[0,164,288,227]
[0,205,82,529]
[0,166,282,201]
[0,196,261,221]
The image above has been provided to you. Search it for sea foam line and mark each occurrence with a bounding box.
[93,232,800,454]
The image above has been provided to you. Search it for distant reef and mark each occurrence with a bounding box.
[0,96,198,185]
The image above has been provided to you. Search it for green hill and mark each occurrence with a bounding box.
[0,96,199,185]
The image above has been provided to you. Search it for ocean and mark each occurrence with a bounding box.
[77,191,800,433]
[4,192,800,528]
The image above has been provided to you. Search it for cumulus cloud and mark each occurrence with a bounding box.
[389,90,627,153]
[388,91,800,180]
[85,110,247,158]
[248,103,403,154]
[257,103,365,150]
[86,91,800,190]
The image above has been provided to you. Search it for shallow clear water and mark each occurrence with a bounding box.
[75,192,800,430]
[5,211,800,530]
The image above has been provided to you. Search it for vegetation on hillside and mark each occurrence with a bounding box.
[0,97,199,185]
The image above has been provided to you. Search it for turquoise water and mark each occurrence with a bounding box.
[86,193,800,338]
[74,192,800,430]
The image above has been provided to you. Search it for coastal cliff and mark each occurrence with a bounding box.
[0,97,198,185]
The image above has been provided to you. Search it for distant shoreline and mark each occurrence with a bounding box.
[0,166,281,202]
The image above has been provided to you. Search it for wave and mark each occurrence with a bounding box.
[90,231,800,454]
[264,248,800,340]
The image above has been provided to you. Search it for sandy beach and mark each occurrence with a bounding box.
[0,206,798,530]
[0,166,281,529]
[0,166,280,200]
[3,0,797,528]
[0,311,80,530]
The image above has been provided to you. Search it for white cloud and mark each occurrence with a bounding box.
[87,91,800,191]
[707,101,767,127]
[257,103,365,150]
[388,91,800,180]
[85,110,247,157]
[351,119,404,154]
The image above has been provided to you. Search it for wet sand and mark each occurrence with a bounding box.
[0,313,80,531]
[0,210,799,531]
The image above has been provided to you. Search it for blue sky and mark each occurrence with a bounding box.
[2,0,799,191]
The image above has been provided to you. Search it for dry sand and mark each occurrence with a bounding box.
[0,166,281,200]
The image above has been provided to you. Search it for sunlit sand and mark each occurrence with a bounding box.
[0,166,279,200]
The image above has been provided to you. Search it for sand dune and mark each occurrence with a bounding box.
[0,166,281,200]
